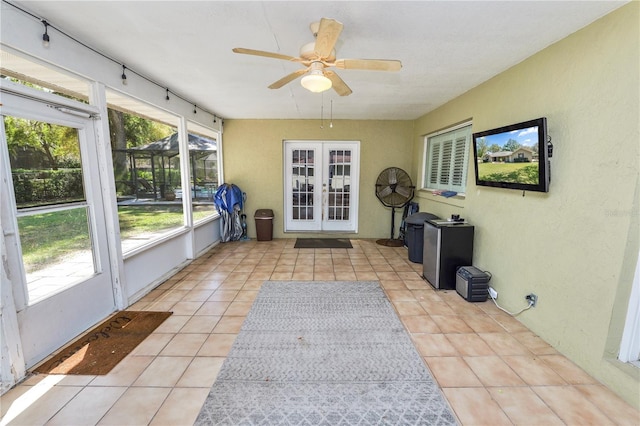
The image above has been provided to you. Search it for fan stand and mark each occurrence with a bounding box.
[376,206,404,247]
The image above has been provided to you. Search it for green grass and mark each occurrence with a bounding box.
[477,162,539,184]
[19,204,216,272]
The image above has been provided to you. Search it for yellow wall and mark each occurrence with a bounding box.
[222,119,414,239]
[411,3,639,407]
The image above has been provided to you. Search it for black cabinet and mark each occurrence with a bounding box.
[423,220,474,290]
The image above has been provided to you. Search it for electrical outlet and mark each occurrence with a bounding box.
[526,293,538,307]
[488,287,498,299]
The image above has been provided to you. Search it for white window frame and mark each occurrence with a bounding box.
[421,121,472,195]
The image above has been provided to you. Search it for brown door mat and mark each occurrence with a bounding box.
[33,310,172,375]
[294,238,353,249]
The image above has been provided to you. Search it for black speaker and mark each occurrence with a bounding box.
[456,266,491,302]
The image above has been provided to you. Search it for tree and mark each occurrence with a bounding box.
[489,144,501,153]
[476,137,487,158]
[4,116,79,170]
[503,138,521,152]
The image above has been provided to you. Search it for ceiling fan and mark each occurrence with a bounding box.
[232,18,402,96]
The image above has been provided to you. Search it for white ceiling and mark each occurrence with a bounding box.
[12,1,626,120]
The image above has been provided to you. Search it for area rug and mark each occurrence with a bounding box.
[294,238,353,249]
[33,310,172,375]
[195,281,457,425]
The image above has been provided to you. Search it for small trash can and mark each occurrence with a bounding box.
[254,209,274,241]
[405,212,440,263]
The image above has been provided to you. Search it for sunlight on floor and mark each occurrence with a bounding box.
[0,375,64,426]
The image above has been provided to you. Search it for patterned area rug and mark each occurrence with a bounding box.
[195,281,457,425]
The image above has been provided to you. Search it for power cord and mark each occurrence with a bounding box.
[488,289,534,316]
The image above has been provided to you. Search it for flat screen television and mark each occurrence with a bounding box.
[472,117,551,193]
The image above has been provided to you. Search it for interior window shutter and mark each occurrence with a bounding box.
[428,143,440,186]
[451,136,468,188]
[439,139,453,185]
[423,124,471,193]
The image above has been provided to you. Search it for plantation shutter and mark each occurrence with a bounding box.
[424,125,471,193]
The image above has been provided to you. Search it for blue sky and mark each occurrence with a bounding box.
[481,126,539,148]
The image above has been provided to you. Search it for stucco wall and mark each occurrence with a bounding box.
[411,3,639,407]
[222,119,414,239]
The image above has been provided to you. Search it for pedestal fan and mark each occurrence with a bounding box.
[375,167,415,247]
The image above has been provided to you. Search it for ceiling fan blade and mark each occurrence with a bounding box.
[233,47,300,62]
[324,70,352,96]
[314,18,343,59]
[334,59,402,72]
[268,68,308,89]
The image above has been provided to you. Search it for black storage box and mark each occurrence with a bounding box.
[456,266,491,302]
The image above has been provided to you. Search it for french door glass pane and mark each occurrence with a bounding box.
[292,149,314,220]
[4,116,96,301]
[328,149,351,221]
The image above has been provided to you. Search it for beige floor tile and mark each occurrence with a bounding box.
[89,356,155,387]
[197,333,237,357]
[460,314,505,333]
[47,386,127,426]
[334,271,357,280]
[159,334,208,356]
[169,301,205,316]
[386,289,417,302]
[575,384,640,425]
[8,239,637,426]
[224,301,253,316]
[156,289,190,302]
[445,333,495,356]
[424,357,482,387]
[133,356,193,387]
[501,355,566,386]
[195,301,231,316]
[401,315,441,333]
[207,290,239,301]
[2,384,82,426]
[129,333,173,356]
[314,272,336,280]
[539,354,598,384]
[511,331,558,355]
[153,315,190,333]
[379,280,408,290]
[149,387,210,425]
[431,315,474,333]
[292,272,315,280]
[464,356,525,386]
[180,315,221,333]
[98,387,170,426]
[533,385,615,425]
[353,271,378,280]
[176,357,225,388]
[490,313,531,333]
[419,299,456,316]
[393,301,427,316]
[488,387,565,425]
[443,387,512,426]
[412,334,459,357]
[213,316,245,333]
[477,332,532,355]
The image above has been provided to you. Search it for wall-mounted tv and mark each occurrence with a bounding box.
[472,117,551,193]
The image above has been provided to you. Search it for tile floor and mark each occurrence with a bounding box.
[2,239,639,425]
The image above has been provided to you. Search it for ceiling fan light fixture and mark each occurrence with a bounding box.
[301,63,332,93]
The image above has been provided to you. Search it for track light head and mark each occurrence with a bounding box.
[121,65,127,85]
[41,20,50,47]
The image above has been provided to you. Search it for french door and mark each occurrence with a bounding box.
[284,141,359,232]
[1,90,115,368]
